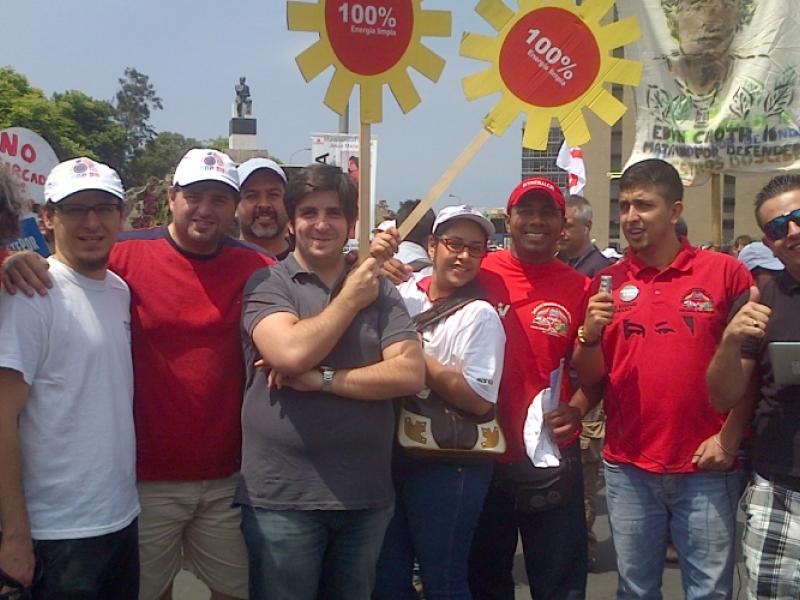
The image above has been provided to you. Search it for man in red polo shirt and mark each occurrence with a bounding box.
[468,177,591,600]
[574,159,752,599]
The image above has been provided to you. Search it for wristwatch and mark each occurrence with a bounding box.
[320,366,335,393]
[577,325,600,347]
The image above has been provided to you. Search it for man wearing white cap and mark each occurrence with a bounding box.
[2,149,275,600]
[0,158,139,597]
[237,158,291,260]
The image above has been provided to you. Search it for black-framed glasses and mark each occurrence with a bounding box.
[54,203,121,218]
[437,237,488,258]
[764,208,800,240]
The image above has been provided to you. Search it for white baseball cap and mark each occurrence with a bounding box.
[739,241,784,271]
[44,157,125,204]
[173,149,239,192]
[433,205,495,238]
[238,158,287,187]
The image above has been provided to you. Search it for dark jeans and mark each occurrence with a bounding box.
[468,443,587,600]
[373,459,493,600]
[31,518,139,600]
[240,504,394,600]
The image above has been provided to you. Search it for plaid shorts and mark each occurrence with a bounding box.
[742,473,800,600]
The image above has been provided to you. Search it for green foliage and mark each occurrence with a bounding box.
[126,131,201,188]
[205,136,229,152]
[114,67,163,153]
[0,67,127,167]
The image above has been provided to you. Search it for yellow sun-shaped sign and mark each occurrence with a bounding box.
[287,1,451,124]
[461,0,643,149]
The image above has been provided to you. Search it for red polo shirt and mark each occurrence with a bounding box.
[596,239,752,473]
[479,250,590,463]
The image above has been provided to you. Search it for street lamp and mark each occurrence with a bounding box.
[448,193,462,203]
[289,147,311,164]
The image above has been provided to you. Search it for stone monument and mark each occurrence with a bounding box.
[228,77,269,163]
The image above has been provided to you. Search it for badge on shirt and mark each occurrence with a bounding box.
[619,284,639,302]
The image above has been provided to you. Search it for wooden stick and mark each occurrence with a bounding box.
[398,128,492,239]
[358,122,372,261]
[711,173,721,251]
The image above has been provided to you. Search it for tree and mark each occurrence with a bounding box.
[126,131,201,188]
[113,67,163,155]
[0,67,126,167]
[206,136,229,152]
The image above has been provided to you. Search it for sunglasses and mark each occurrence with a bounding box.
[763,207,800,240]
[437,237,488,258]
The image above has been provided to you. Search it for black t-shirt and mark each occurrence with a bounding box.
[740,271,800,483]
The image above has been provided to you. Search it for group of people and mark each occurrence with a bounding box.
[0,150,797,600]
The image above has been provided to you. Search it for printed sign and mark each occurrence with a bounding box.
[618,0,800,185]
[311,132,378,230]
[287,0,451,123]
[460,0,642,149]
[0,127,59,208]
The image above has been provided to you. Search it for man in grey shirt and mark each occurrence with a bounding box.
[237,163,425,600]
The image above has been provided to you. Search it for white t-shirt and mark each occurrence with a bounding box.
[0,257,139,540]
[397,273,505,403]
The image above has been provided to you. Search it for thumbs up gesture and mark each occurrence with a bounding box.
[723,286,772,344]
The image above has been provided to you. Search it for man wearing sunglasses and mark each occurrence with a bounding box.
[0,158,139,598]
[707,174,800,599]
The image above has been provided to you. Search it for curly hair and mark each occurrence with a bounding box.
[661,0,756,40]
[0,164,21,243]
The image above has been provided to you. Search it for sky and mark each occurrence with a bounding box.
[3,0,530,212]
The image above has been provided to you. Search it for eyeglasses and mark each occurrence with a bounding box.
[763,208,800,240]
[437,237,488,258]
[55,203,121,218]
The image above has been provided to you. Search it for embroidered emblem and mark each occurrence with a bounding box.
[530,302,571,338]
[681,288,714,313]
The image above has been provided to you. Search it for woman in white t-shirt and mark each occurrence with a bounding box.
[374,205,506,600]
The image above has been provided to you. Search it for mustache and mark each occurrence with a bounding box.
[253,206,278,220]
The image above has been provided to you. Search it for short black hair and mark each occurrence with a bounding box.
[754,174,800,226]
[284,163,358,223]
[619,159,683,204]
[397,199,435,246]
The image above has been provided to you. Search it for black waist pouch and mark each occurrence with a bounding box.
[497,442,581,513]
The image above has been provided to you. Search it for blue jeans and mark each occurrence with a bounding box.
[373,460,493,600]
[240,504,393,600]
[468,442,587,600]
[604,461,745,600]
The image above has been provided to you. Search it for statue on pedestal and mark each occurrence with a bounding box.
[235,77,252,118]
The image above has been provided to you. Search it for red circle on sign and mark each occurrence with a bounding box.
[326,1,414,76]
[499,7,600,107]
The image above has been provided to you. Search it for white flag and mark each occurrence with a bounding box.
[556,141,586,195]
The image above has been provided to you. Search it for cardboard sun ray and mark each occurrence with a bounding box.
[288,0,452,124]
[461,0,643,149]
[399,0,643,238]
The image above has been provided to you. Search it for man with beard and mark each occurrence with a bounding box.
[237,158,291,260]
